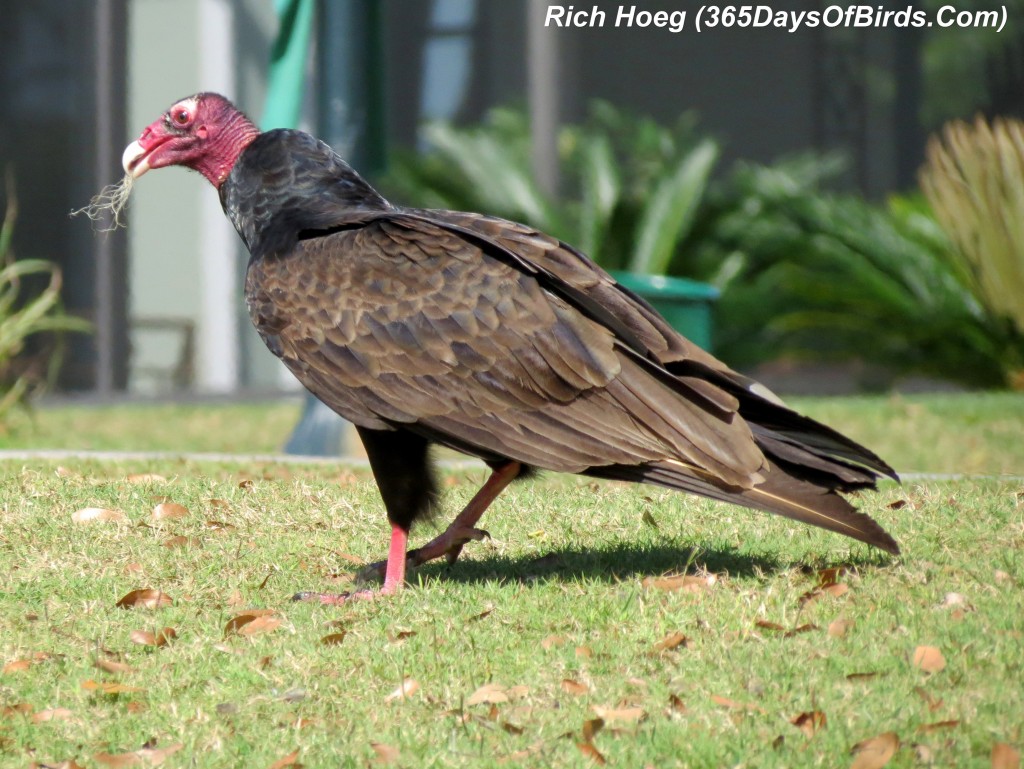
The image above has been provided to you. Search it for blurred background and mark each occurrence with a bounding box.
[1,0,1022,453]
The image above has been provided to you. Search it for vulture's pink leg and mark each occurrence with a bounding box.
[363,461,522,581]
[294,523,409,604]
[409,461,521,567]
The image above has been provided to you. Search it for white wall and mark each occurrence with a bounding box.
[126,0,289,394]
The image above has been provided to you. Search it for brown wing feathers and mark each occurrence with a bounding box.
[249,207,899,555]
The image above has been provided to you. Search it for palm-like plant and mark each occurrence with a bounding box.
[0,175,92,419]
[919,116,1024,386]
[383,102,718,276]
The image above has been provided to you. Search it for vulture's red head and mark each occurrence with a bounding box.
[122,93,259,187]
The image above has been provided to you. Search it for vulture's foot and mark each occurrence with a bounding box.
[292,584,401,604]
[360,525,490,581]
[409,525,491,567]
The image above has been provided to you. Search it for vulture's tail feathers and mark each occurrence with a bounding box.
[587,458,900,555]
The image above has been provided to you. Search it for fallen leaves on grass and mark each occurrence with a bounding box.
[32,708,74,723]
[561,679,591,696]
[161,535,199,549]
[320,632,347,646]
[3,659,32,674]
[125,473,168,484]
[791,710,827,738]
[267,749,301,769]
[651,631,689,652]
[384,678,419,703]
[72,507,125,524]
[828,619,855,638]
[93,658,136,675]
[81,680,145,696]
[755,620,819,638]
[93,743,182,767]
[992,742,1021,769]
[129,628,176,647]
[370,743,400,764]
[467,683,509,706]
[576,742,606,765]
[641,574,716,592]
[116,589,172,610]
[224,612,281,637]
[592,705,646,723]
[151,502,188,521]
[710,695,765,713]
[850,732,899,769]
[916,720,960,733]
[582,718,605,741]
[912,646,946,674]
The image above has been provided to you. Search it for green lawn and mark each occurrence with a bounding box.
[1,394,1022,767]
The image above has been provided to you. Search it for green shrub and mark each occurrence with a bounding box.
[0,178,92,420]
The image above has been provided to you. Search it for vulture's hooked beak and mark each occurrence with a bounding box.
[122,140,153,179]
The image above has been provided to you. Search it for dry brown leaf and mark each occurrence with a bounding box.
[81,679,144,695]
[828,619,855,638]
[887,499,908,510]
[846,672,881,682]
[223,611,277,637]
[161,535,196,549]
[238,615,281,637]
[992,742,1021,769]
[711,694,765,713]
[582,717,605,742]
[576,742,607,765]
[916,720,960,733]
[791,710,827,738]
[3,659,32,674]
[94,658,136,675]
[2,702,32,717]
[642,574,716,592]
[755,619,786,632]
[913,685,944,711]
[468,605,494,622]
[912,646,946,673]
[72,507,125,524]
[94,744,182,768]
[125,473,168,484]
[152,502,188,521]
[652,631,690,652]
[824,583,850,598]
[592,705,646,723]
[129,627,176,647]
[467,683,508,706]
[541,635,566,650]
[205,520,236,531]
[668,693,686,714]
[561,678,590,696]
[320,632,347,646]
[116,589,172,610]
[384,678,419,703]
[267,749,301,769]
[32,708,74,723]
[575,645,593,659]
[370,743,400,764]
[850,731,899,769]
[817,566,851,586]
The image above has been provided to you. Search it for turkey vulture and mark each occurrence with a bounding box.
[121,93,899,601]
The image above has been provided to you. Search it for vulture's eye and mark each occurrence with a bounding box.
[172,109,191,126]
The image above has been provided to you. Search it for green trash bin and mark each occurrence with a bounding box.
[612,272,719,351]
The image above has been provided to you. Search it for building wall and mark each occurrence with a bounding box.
[126,0,284,394]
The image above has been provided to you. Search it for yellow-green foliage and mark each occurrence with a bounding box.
[0,176,91,418]
[920,117,1024,363]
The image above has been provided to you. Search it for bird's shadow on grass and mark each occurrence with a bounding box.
[404,540,894,589]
